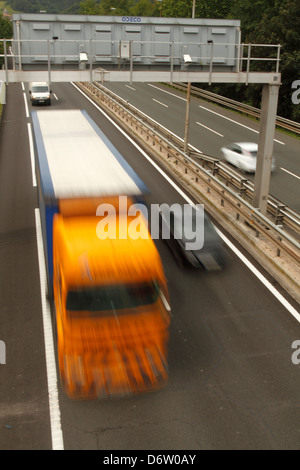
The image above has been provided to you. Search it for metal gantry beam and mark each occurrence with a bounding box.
[0,34,282,215]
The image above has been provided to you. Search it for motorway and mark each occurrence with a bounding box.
[0,82,300,450]
[101,82,300,212]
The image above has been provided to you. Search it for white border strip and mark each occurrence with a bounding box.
[35,208,64,450]
[72,82,300,322]
[27,122,37,186]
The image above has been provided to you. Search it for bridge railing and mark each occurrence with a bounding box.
[0,39,281,75]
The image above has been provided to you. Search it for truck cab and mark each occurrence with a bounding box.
[53,212,171,399]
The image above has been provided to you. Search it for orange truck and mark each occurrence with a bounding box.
[32,109,171,399]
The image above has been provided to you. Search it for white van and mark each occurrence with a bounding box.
[29,82,51,106]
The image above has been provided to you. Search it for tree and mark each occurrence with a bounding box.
[130,0,156,17]
[0,17,13,67]
[79,0,101,15]
[228,0,300,120]
[160,0,234,18]
[0,17,13,39]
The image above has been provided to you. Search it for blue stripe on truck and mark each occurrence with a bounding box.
[32,110,58,294]
[31,110,55,199]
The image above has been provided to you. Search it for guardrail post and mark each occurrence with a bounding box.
[253,84,280,214]
[240,178,248,196]
[275,204,286,226]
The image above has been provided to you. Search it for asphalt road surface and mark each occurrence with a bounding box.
[102,82,300,212]
[0,82,300,450]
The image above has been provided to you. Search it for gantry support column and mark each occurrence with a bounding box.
[253,83,280,214]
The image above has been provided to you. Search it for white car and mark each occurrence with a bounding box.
[221,142,276,173]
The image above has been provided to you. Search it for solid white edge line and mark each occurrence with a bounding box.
[215,227,300,322]
[27,123,37,186]
[72,81,300,323]
[35,208,64,450]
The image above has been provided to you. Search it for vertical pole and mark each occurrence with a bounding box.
[276,45,281,73]
[16,20,21,71]
[184,82,191,153]
[192,0,196,19]
[130,40,133,84]
[236,28,241,73]
[170,41,174,84]
[89,39,93,83]
[246,44,251,85]
[253,84,280,214]
[4,39,8,85]
[208,41,214,85]
[47,40,51,87]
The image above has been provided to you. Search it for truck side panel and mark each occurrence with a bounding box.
[32,111,58,296]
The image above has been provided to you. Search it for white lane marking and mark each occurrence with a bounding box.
[27,123,36,186]
[73,81,300,323]
[148,83,187,101]
[152,98,168,108]
[199,105,285,145]
[148,84,285,144]
[215,228,300,323]
[22,83,29,118]
[97,83,203,153]
[35,208,64,450]
[280,167,300,180]
[53,93,59,101]
[125,85,136,91]
[196,121,224,137]
[72,82,195,207]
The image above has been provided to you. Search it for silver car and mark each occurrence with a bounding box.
[221,142,276,173]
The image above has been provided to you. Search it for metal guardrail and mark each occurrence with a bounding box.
[79,81,300,234]
[76,81,300,266]
[172,82,300,135]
